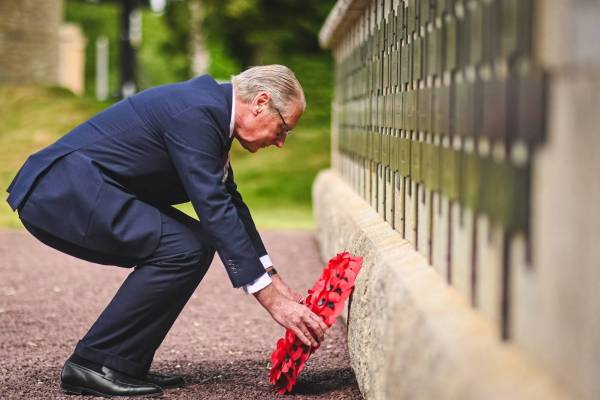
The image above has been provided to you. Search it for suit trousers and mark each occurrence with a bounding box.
[19,202,216,377]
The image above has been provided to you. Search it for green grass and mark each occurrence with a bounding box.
[0,86,108,228]
[0,84,330,230]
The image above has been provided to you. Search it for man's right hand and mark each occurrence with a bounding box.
[253,283,329,347]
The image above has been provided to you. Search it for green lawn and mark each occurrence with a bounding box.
[0,86,108,228]
[0,85,330,230]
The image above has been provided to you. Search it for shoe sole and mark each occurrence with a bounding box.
[61,382,163,398]
[61,383,111,398]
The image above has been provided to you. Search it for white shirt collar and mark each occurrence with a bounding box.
[229,84,235,138]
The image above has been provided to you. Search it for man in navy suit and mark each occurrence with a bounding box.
[6,65,328,397]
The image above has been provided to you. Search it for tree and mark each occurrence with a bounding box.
[199,0,335,68]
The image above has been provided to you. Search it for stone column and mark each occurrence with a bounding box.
[0,0,63,85]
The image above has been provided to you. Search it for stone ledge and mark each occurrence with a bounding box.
[312,169,575,400]
[319,0,369,49]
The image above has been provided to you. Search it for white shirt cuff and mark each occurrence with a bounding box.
[243,272,272,294]
[259,254,273,268]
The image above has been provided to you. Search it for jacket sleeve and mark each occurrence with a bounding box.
[163,108,265,287]
[224,164,268,258]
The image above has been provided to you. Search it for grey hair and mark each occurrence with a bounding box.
[231,64,306,117]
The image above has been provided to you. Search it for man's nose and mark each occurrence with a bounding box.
[274,136,286,148]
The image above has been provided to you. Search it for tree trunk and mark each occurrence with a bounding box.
[189,0,209,76]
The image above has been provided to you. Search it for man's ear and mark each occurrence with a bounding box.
[253,92,271,114]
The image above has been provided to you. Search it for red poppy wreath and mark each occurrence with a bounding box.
[269,252,363,394]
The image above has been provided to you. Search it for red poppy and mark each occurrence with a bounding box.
[268,252,363,394]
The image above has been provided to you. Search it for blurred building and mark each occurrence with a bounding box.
[0,0,85,95]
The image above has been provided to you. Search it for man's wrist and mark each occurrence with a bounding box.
[253,281,278,309]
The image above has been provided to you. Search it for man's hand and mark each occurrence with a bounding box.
[253,283,328,347]
[270,274,303,303]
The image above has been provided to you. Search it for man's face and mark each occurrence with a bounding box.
[234,92,302,153]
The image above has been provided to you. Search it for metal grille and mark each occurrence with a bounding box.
[334,0,543,236]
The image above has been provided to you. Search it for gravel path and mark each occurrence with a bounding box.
[0,229,362,399]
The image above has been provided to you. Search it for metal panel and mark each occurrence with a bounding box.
[401,40,412,85]
[462,150,480,211]
[371,94,378,130]
[395,92,404,129]
[429,141,440,192]
[389,91,396,128]
[422,142,431,186]
[482,0,499,64]
[456,6,469,70]
[413,35,423,82]
[445,15,458,72]
[417,86,431,133]
[433,84,450,135]
[382,131,390,167]
[478,156,528,232]
[468,1,483,65]
[411,138,423,183]
[407,0,416,35]
[479,155,496,220]
[399,136,411,177]
[437,0,451,15]
[378,94,385,128]
[374,130,382,163]
[508,163,530,233]
[397,3,405,42]
[360,128,367,159]
[423,142,440,191]
[383,51,390,90]
[515,65,545,143]
[366,129,372,160]
[420,0,431,26]
[455,79,474,137]
[482,72,508,138]
[427,26,441,76]
[441,146,460,200]
[388,8,396,49]
[391,134,399,171]
[406,89,417,131]
[377,56,383,94]
[379,23,385,54]
[391,48,399,88]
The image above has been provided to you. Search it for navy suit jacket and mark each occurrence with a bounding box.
[6,75,267,288]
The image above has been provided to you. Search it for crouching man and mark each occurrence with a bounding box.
[6,65,327,397]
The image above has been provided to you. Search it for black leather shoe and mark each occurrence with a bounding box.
[143,372,184,388]
[60,360,163,397]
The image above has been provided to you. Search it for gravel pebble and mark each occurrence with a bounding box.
[0,229,362,399]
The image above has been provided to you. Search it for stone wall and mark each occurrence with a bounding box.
[316,0,600,399]
[314,170,574,400]
[0,0,64,85]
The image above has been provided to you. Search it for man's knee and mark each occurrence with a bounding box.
[145,245,211,269]
[149,208,216,269]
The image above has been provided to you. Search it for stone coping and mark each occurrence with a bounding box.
[319,0,370,49]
